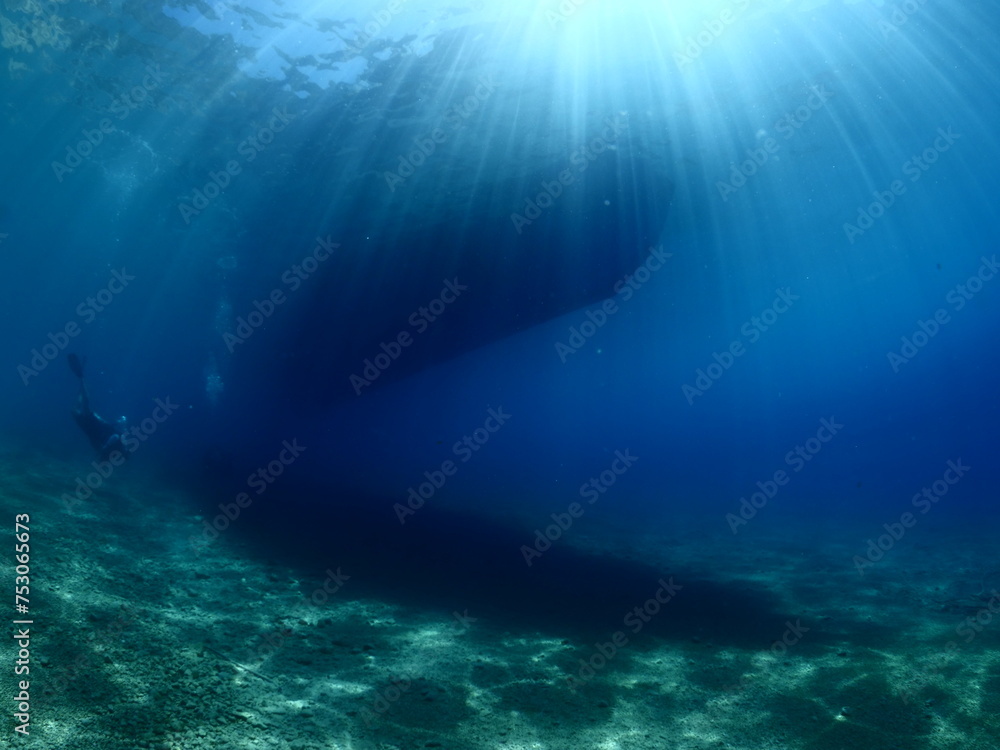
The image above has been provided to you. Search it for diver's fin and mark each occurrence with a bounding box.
[67,353,86,379]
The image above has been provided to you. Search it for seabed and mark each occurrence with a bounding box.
[4,445,999,750]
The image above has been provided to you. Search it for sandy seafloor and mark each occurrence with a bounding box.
[2,443,999,750]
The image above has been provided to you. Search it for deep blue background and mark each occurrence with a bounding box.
[2,1,998,548]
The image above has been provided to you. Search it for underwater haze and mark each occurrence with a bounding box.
[2,1,1000,748]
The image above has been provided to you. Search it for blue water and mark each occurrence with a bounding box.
[3,1,1000,747]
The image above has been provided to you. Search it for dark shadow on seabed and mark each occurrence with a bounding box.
[216,477,869,653]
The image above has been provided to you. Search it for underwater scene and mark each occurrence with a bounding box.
[2,0,1000,748]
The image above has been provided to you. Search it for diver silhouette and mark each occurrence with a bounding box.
[68,354,128,462]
